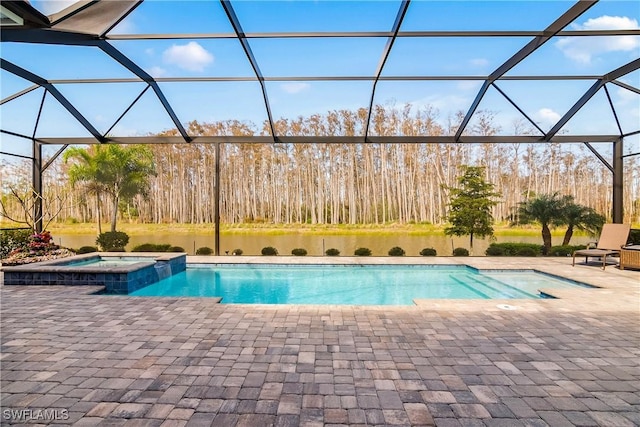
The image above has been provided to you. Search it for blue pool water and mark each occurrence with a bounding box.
[129,264,591,305]
[65,257,153,268]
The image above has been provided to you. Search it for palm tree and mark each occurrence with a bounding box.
[63,147,106,234]
[516,193,567,255]
[561,202,605,246]
[64,145,156,232]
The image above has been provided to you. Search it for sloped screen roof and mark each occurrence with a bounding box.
[0,0,638,155]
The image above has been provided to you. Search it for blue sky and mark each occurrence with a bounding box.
[1,0,639,158]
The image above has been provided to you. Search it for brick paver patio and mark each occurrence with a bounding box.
[1,257,639,426]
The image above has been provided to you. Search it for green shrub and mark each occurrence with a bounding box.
[132,243,157,252]
[629,229,640,245]
[291,248,307,256]
[517,246,539,257]
[548,245,587,257]
[0,228,32,258]
[325,248,340,256]
[261,246,278,256]
[485,242,543,256]
[76,246,98,254]
[485,244,506,256]
[106,247,126,252]
[453,247,469,256]
[354,247,372,256]
[419,248,437,256]
[388,246,405,256]
[196,246,213,255]
[96,231,129,251]
[131,243,172,252]
[168,246,185,252]
[232,248,243,256]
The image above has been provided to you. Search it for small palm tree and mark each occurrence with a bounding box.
[516,193,567,255]
[561,202,605,246]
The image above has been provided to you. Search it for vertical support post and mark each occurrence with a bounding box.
[33,140,43,233]
[612,138,623,223]
[214,141,221,255]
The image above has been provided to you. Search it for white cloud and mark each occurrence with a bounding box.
[615,86,639,104]
[149,66,167,78]
[162,42,214,72]
[456,81,482,91]
[534,108,561,127]
[556,15,639,64]
[145,48,155,56]
[469,58,489,68]
[36,0,78,15]
[413,93,470,113]
[110,17,136,34]
[280,82,310,94]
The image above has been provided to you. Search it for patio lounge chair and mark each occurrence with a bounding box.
[572,223,631,270]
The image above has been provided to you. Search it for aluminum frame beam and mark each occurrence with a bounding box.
[364,0,410,140]
[454,0,597,142]
[545,58,640,141]
[36,75,613,84]
[31,135,621,146]
[0,58,104,142]
[220,0,277,140]
[105,29,640,40]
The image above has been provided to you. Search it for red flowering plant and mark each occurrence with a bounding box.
[26,231,58,255]
[2,230,73,266]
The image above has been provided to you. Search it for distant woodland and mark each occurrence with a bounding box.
[2,104,639,226]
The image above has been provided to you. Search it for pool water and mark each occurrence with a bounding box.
[66,257,154,267]
[129,264,590,305]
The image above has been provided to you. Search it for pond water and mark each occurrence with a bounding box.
[54,232,591,257]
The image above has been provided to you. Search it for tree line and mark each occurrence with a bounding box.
[1,103,639,228]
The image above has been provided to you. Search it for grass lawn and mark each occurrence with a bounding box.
[34,221,583,238]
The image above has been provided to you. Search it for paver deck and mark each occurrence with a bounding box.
[1,257,639,426]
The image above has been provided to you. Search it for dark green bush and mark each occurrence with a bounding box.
[354,247,372,256]
[291,248,308,256]
[453,247,469,256]
[76,246,98,254]
[517,246,539,257]
[419,248,437,256]
[106,247,126,252]
[388,246,405,256]
[0,228,32,258]
[485,244,506,256]
[196,246,213,255]
[232,248,243,256]
[325,248,340,256]
[261,246,278,256]
[548,245,587,257]
[96,231,129,251]
[131,243,172,252]
[629,229,640,245]
[485,243,544,256]
[168,246,185,252]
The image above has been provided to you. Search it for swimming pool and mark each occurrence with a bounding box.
[129,264,592,305]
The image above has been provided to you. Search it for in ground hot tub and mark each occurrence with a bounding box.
[1,252,186,294]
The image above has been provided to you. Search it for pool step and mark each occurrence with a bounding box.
[451,273,537,299]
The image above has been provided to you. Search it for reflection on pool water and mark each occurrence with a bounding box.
[65,257,155,268]
[130,264,593,305]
